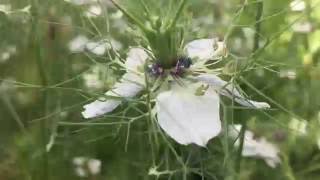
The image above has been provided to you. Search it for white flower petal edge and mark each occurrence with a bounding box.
[69,35,89,53]
[156,83,221,147]
[185,38,227,63]
[125,47,149,71]
[82,48,148,119]
[196,74,270,109]
[229,125,281,168]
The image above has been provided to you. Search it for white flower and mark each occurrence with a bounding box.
[292,21,312,33]
[0,78,16,94]
[87,159,101,175]
[85,39,122,55]
[64,0,98,5]
[0,4,11,14]
[68,35,122,55]
[20,5,31,14]
[229,125,281,168]
[0,45,17,63]
[68,35,89,53]
[279,69,297,80]
[85,41,107,55]
[72,157,102,177]
[82,39,270,146]
[85,5,102,18]
[289,118,307,135]
[290,0,306,12]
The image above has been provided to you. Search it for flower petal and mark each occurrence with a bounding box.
[156,83,221,146]
[85,41,107,55]
[185,38,226,63]
[125,47,149,71]
[229,125,281,168]
[82,47,148,118]
[68,35,89,53]
[196,74,270,109]
[82,83,142,118]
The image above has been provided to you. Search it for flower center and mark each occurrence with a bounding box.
[148,56,192,77]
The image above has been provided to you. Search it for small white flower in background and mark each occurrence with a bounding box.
[82,38,270,147]
[68,35,122,55]
[290,0,306,12]
[87,159,102,175]
[292,21,313,33]
[1,52,10,62]
[0,4,31,15]
[279,69,296,80]
[73,157,87,166]
[64,0,98,5]
[20,5,31,14]
[0,78,16,94]
[0,45,17,63]
[68,35,89,53]
[72,157,101,177]
[85,5,102,18]
[85,39,122,55]
[229,125,281,168]
[289,118,308,135]
[0,4,11,14]
[85,41,107,55]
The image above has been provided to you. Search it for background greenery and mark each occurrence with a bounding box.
[0,0,320,179]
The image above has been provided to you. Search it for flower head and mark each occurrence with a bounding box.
[72,157,102,177]
[82,38,270,147]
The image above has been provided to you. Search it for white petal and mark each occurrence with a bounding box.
[289,118,307,135]
[75,167,87,177]
[125,47,149,71]
[85,41,107,55]
[82,47,147,119]
[229,124,281,168]
[85,5,102,18]
[196,74,270,109]
[87,159,101,175]
[73,157,86,166]
[65,0,97,5]
[156,83,221,146]
[82,73,144,118]
[185,38,227,62]
[68,35,89,53]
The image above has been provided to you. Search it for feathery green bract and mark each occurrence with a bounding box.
[110,0,187,68]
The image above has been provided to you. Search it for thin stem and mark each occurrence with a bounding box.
[31,0,49,178]
[253,0,264,52]
[235,122,246,174]
[235,1,263,177]
[1,96,26,133]
[144,72,157,166]
[168,0,188,30]
[110,0,150,33]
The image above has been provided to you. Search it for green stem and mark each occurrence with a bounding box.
[235,2,263,176]
[253,0,264,52]
[31,0,49,179]
[144,71,157,166]
[110,0,150,33]
[168,0,188,30]
[235,122,246,174]
[1,96,26,133]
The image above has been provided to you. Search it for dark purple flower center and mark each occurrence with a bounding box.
[148,56,192,77]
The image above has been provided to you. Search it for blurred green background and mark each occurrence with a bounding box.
[1,0,320,179]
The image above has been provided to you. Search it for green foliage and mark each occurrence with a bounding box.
[1,0,320,179]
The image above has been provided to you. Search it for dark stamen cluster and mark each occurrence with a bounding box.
[170,57,192,76]
[148,56,192,77]
[148,63,164,76]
